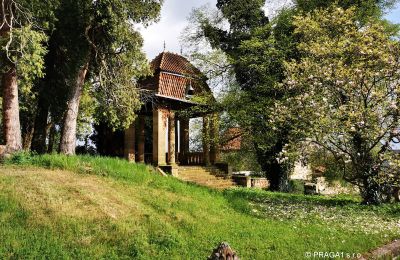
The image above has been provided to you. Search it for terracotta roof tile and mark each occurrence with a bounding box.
[142,52,211,100]
[150,52,202,76]
[158,73,188,99]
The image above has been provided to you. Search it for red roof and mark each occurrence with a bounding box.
[221,128,242,151]
[157,72,188,99]
[142,52,210,100]
[151,52,202,76]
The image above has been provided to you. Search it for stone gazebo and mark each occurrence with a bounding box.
[123,52,220,173]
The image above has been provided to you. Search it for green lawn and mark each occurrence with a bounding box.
[0,153,399,259]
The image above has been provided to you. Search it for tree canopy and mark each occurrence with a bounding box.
[279,5,400,204]
[181,0,399,194]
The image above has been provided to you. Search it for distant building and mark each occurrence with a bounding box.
[220,127,242,152]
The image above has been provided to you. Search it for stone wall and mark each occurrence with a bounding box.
[232,175,269,189]
[251,178,269,188]
[291,161,312,180]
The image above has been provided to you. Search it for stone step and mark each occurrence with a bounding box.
[179,167,221,171]
[177,166,236,190]
[180,172,226,176]
[179,167,220,170]
[181,180,235,186]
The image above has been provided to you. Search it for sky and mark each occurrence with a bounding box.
[140,0,400,60]
[139,0,217,59]
[385,2,400,23]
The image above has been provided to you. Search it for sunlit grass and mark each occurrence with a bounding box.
[0,153,398,259]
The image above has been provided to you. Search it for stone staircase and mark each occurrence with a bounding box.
[177,166,237,190]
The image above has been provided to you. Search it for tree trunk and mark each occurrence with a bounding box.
[1,1,22,152]
[47,122,56,153]
[22,122,34,150]
[358,160,392,205]
[256,138,292,192]
[31,98,50,153]
[2,67,22,152]
[59,62,89,155]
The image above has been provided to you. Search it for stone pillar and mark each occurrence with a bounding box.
[175,118,179,163]
[210,112,220,164]
[168,112,176,165]
[152,108,167,165]
[137,115,145,163]
[179,118,189,164]
[124,123,135,162]
[203,115,210,166]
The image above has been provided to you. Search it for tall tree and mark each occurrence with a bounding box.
[29,0,162,155]
[0,0,48,152]
[281,5,400,204]
[190,0,397,191]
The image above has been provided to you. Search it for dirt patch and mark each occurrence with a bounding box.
[361,239,400,259]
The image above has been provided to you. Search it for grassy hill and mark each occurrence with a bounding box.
[0,154,399,259]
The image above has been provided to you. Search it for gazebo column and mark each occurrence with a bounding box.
[137,115,145,163]
[175,118,179,163]
[168,112,179,175]
[124,122,135,162]
[179,118,189,165]
[202,115,210,166]
[152,108,167,165]
[210,112,220,164]
[168,112,176,165]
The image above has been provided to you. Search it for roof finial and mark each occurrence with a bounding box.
[163,41,166,52]
[180,45,183,55]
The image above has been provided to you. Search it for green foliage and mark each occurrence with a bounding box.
[295,0,397,23]
[215,0,269,34]
[185,0,399,194]
[220,150,261,172]
[280,5,400,204]
[0,0,58,92]
[25,0,162,154]
[9,27,47,92]
[6,151,35,165]
[88,0,159,129]
[307,148,347,184]
[77,83,97,142]
[185,1,295,191]
[1,154,399,258]
[0,1,56,149]
[22,0,61,31]
[0,26,48,93]
[288,179,305,194]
